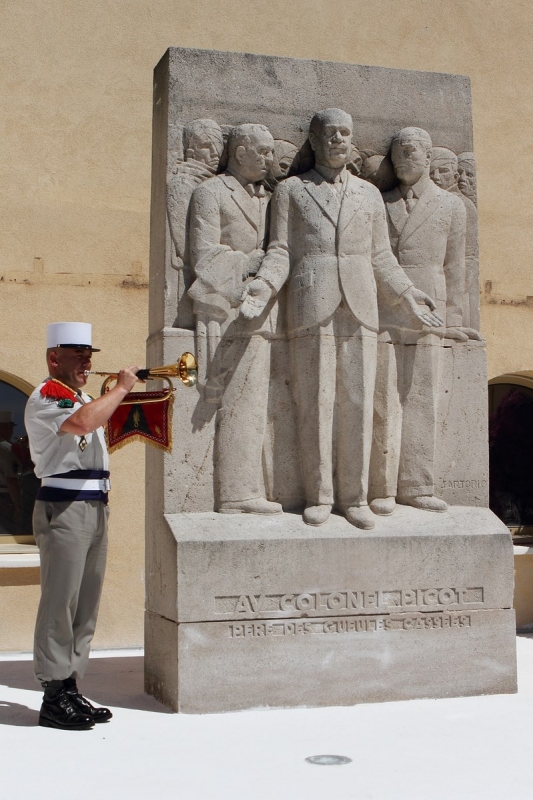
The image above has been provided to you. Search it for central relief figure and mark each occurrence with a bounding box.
[240,108,441,529]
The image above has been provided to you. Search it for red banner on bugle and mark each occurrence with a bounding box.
[106,390,173,454]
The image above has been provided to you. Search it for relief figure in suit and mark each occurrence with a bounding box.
[370,128,482,517]
[188,123,282,514]
[241,109,442,529]
[457,152,477,207]
[430,146,480,330]
[167,119,224,328]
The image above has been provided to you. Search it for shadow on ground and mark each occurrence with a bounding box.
[0,700,37,726]
[0,657,173,721]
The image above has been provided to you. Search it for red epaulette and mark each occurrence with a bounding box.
[40,379,78,402]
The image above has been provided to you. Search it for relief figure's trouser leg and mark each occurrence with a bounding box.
[289,319,335,506]
[215,334,270,505]
[369,338,402,499]
[335,312,377,508]
[397,334,440,498]
[33,500,108,683]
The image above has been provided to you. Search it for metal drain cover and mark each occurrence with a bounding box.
[305,755,352,766]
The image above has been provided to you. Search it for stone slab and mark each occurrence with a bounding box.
[145,49,512,715]
[146,506,513,624]
[145,608,517,713]
[435,341,489,506]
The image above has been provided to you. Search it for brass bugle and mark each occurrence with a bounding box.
[85,352,198,398]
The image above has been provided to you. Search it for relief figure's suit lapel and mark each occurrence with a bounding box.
[337,177,366,241]
[303,170,342,227]
[398,181,442,247]
[220,173,259,231]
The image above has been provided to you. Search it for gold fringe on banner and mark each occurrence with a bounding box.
[105,389,174,454]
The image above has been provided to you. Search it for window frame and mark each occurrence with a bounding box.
[489,371,533,543]
[0,370,36,548]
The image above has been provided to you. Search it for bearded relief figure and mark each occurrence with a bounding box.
[167,119,224,327]
[241,110,441,530]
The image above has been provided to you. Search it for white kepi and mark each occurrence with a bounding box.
[46,322,100,352]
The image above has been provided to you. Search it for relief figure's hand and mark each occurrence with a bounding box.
[240,278,273,320]
[244,249,266,279]
[444,327,484,342]
[402,287,444,328]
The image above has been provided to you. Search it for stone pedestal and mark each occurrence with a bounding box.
[145,48,516,713]
[145,507,516,713]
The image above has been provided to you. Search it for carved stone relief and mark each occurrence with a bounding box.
[368,128,482,516]
[187,123,282,514]
[160,59,484,529]
[266,139,299,189]
[167,119,224,329]
[145,51,520,716]
[430,146,480,329]
[168,108,485,529]
[360,152,397,192]
[458,151,477,206]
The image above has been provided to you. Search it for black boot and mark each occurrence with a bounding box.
[63,677,113,723]
[39,680,94,731]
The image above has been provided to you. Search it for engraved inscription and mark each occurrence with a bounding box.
[215,587,484,618]
[440,479,487,490]
[228,613,473,638]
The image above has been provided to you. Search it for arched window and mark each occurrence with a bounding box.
[489,372,533,542]
[0,371,37,543]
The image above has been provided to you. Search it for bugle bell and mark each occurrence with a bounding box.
[86,352,198,401]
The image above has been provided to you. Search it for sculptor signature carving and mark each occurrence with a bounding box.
[240,109,442,529]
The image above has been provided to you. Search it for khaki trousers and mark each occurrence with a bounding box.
[33,499,109,682]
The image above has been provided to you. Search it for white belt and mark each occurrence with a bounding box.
[41,477,111,492]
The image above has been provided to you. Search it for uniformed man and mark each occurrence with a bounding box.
[24,322,140,730]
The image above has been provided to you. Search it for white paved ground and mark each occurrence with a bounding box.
[1,637,533,800]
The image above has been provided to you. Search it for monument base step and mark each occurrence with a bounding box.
[144,507,517,713]
[145,607,516,713]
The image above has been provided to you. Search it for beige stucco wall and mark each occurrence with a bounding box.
[1,0,531,650]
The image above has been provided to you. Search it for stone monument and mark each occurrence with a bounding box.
[145,47,516,713]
